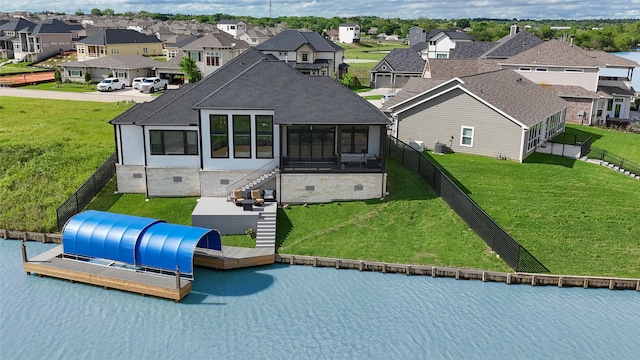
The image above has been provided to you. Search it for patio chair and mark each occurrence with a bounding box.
[251,189,265,206]
[232,189,244,206]
[262,189,276,202]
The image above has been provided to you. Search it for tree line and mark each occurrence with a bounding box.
[72,10,640,51]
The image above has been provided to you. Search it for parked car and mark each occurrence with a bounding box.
[97,78,125,92]
[139,77,168,93]
[131,77,146,90]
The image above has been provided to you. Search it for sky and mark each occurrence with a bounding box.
[5,0,640,20]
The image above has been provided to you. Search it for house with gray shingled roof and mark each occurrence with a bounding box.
[370,48,426,89]
[75,29,162,61]
[8,18,82,62]
[499,38,639,125]
[450,26,543,60]
[256,29,346,78]
[339,23,360,44]
[58,54,162,85]
[424,29,475,59]
[383,69,569,162]
[178,30,250,77]
[110,48,391,203]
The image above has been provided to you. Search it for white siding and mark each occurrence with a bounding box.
[503,65,600,91]
[118,125,145,165]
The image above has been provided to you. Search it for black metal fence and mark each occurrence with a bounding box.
[56,152,117,230]
[580,136,592,157]
[587,146,640,176]
[387,137,549,273]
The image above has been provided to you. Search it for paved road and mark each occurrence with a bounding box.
[0,86,164,103]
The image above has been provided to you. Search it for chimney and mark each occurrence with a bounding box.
[570,35,575,47]
[510,24,518,37]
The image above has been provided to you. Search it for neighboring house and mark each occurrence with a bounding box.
[323,29,339,42]
[179,30,250,77]
[499,39,639,124]
[238,26,281,46]
[408,26,427,46]
[338,23,360,44]
[75,29,162,61]
[110,48,391,203]
[383,69,569,162]
[6,19,82,62]
[450,26,543,59]
[370,48,426,89]
[162,34,201,60]
[256,29,347,78]
[58,54,162,84]
[0,18,36,59]
[216,20,247,38]
[424,29,475,59]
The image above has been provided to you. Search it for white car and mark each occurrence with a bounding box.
[97,78,125,92]
[131,77,146,90]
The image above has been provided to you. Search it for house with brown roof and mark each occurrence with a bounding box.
[499,39,639,125]
[383,69,569,162]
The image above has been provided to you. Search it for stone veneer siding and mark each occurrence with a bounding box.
[146,167,201,197]
[116,165,146,193]
[200,170,259,197]
[279,173,387,203]
[562,97,593,125]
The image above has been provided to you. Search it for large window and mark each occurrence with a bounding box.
[210,115,229,158]
[527,123,542,152]
[256,115,273,158]
[150,130,198,155]
[288,125,334,161]
[301,52,309,62]
[233,115,251,158]
[460,126,474,147]
[206,51,220,66]
[341,126,368,153]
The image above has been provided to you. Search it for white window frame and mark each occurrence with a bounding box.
[535,67,548,72]
[519,67,532,72]
[564,68,584,73]
[460,126,474,147]
[69,69,81,77]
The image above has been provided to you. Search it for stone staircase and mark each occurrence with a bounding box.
[239,169,278,192]
[584,158,640,180]
[255,212,277,248]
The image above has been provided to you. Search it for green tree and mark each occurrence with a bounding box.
[84,71,91,86]
[339,73,355,88]
[102,8,115,16]
[90,8,102,16]
[179,56,202,83]
[54,66,62,84]
[74,9,84,16]
[456,19,470,29]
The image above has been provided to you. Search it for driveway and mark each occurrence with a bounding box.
[0,85,179,103]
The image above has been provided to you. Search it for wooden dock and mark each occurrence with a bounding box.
[195,246,275,270]
[23,246,191,301]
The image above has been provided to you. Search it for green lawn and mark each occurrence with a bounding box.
[339,41,408,61]
[0,97,134,232]
[427,151,640,278]
[559,124,640,164]
[20,82,97,92]
[0,63,50,75]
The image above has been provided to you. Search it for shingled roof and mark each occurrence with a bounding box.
[450,30,543,59]
[180,30,250,50]
[425,59,501,79]
[61,55,162,69]
[80,29,161,45]
[503,39,639,68]
[110,48,390,127]
[371,48,425,73]
[256,29,342,52]
[427,28,475,41]
[386,69,568,127]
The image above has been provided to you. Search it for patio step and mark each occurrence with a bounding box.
[241,170,277,192]
[255,212,276,248]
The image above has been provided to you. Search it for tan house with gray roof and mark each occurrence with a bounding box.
[499,39,639,125]
[179,30,250,77]
[59,54,162,85]
[383,69,569,162]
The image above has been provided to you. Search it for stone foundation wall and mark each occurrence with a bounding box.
[279,173,387,203]
[115,165,146,194]
[146,167,201,197]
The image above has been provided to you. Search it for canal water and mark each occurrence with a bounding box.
[1,240,638,359]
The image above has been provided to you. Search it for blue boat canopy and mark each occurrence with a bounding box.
[62,210,222,275]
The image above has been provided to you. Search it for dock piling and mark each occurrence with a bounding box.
[175,266,181,290]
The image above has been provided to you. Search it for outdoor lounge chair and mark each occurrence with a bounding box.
[251,190,265,206]
[262,189,276,202]
[232,189,245,206]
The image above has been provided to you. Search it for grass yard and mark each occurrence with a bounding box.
[559,124,640,164]
[0,97,134,232]
[0,63,51,75]
[20,82,97,92]
[83,159,510,272]
[427,151,640,278]
[339,41,408,60]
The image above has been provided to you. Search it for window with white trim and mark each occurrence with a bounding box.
[535,67,548,72]
[527,123,543,152]
[69,70,82,77]
[301,52,309,62]
[519,67,532,72]
[564,68,583,73]
[206,51,220,66]
[460,127,474,147]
